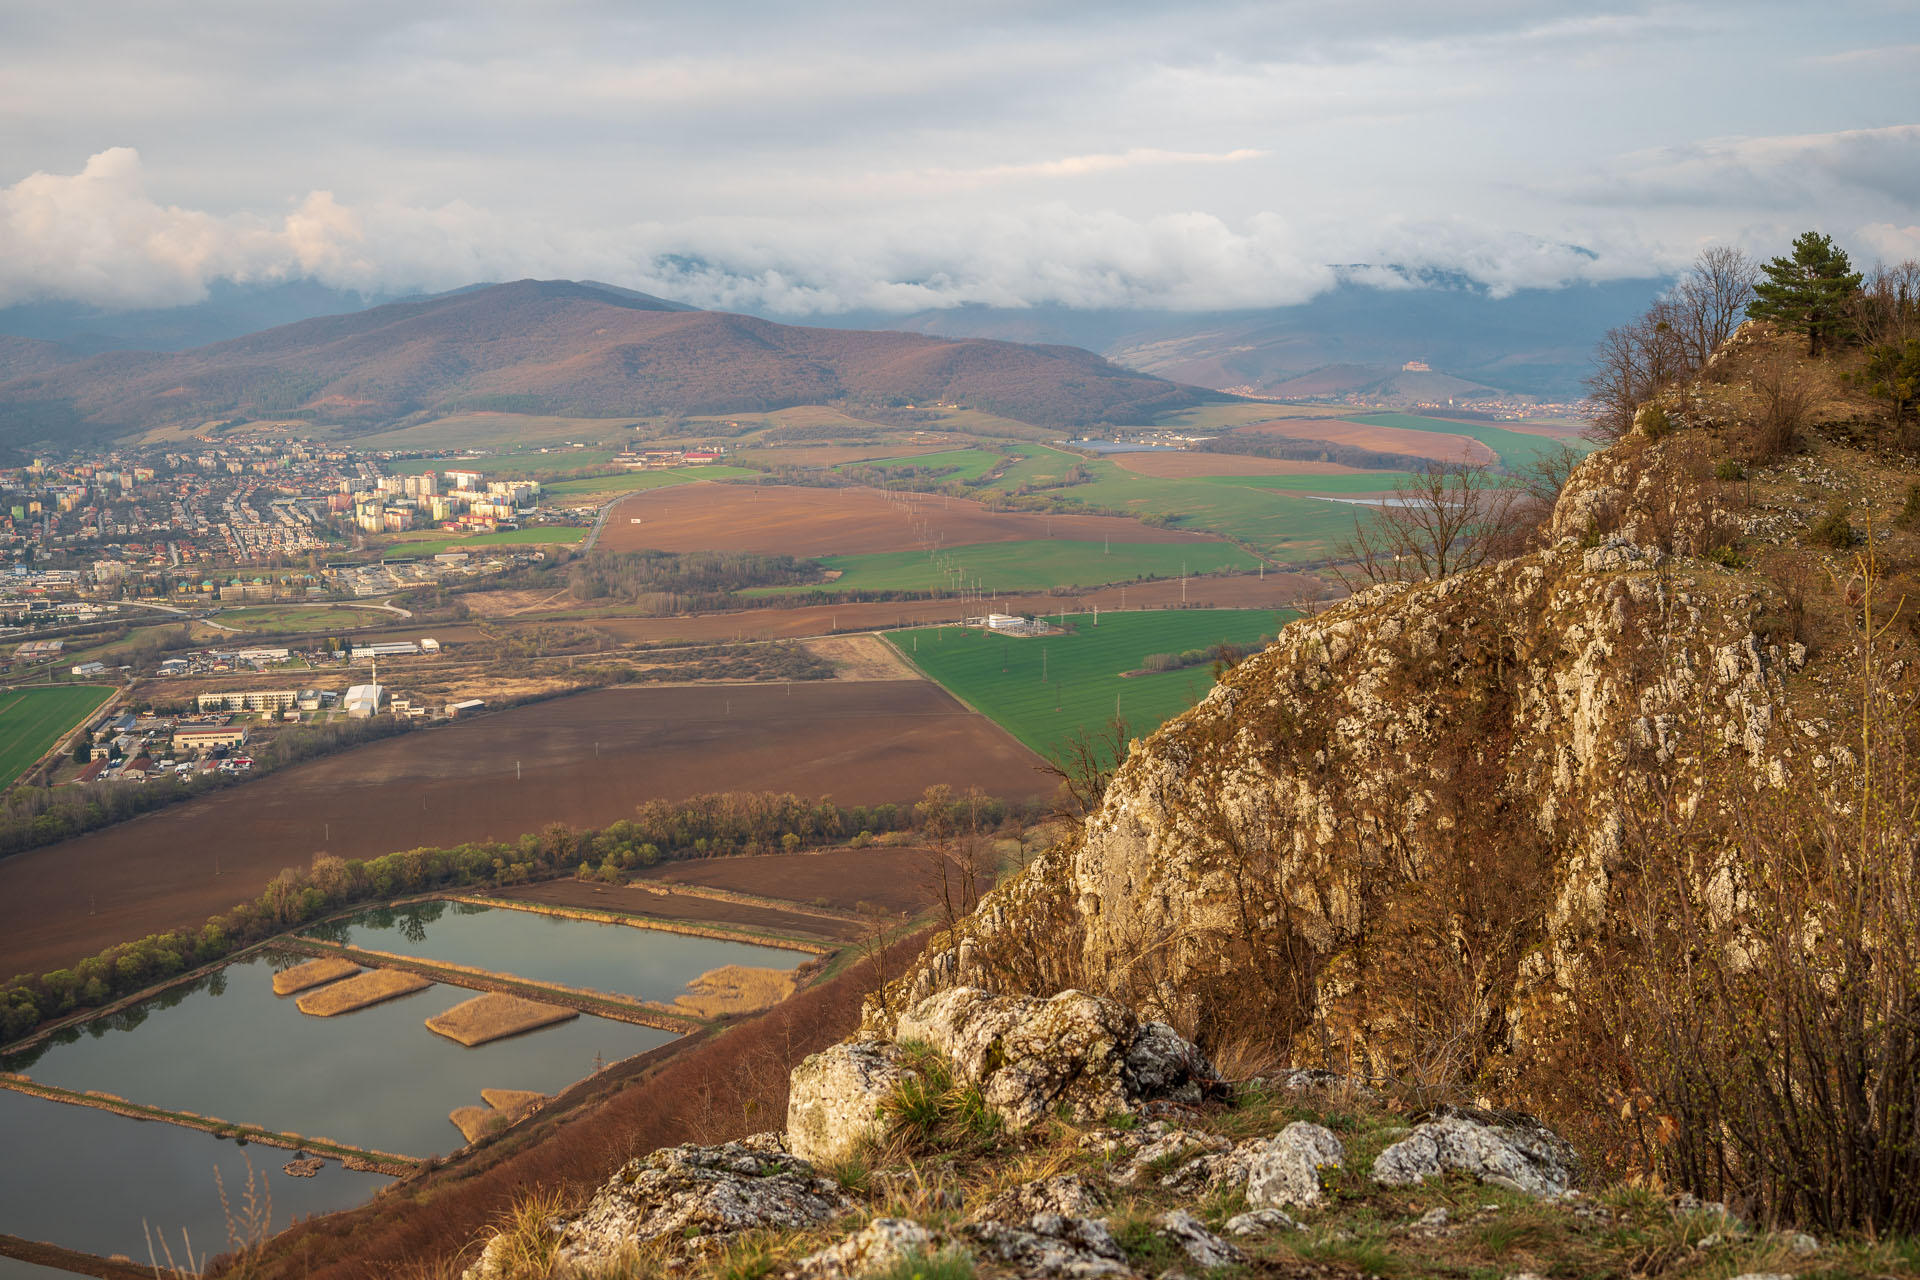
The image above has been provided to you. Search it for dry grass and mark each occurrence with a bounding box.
[295,969,432,1016]
[481,1088,547,1114]
[451,1089,549,1142]
[426,993,578,1046]
[672,965,799,1018]
[272,956,363,996]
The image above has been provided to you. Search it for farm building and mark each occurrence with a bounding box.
[172,725,250,752]
[444,698,485,718]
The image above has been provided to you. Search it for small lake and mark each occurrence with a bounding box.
[1,952,676,1159]
[307,899,810,1001]
[0,1086,389,1265]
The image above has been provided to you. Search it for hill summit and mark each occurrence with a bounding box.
[0,280,1216,444]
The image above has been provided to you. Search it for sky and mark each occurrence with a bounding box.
[1,0,1916,316]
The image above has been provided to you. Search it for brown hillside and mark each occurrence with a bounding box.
[0,280,1217,441]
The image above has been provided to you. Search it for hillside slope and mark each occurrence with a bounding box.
[0,280,1215,443]
[892,321,1919,1115]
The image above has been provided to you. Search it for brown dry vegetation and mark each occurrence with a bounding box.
[1233,416,1497,464]
[596,482,1209,557]
[671,965,798,1017]
[493,880,862,942]
[294,970,432,1017]
[427,994,577,1046]
[270,956,361,996]
[635,845,976,916]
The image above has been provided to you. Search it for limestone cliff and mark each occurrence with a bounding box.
[885,325,1919,1089]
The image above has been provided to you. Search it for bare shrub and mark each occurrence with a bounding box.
[1333,462,1524,589]
[1745,355,1813,462]
[1586,246,1755,437]
[1562,548,1920,1232]
[1856,259,1920,348]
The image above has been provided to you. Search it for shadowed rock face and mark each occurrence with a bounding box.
[887,400,1877,1079]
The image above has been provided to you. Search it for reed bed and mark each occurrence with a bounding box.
[272,956,363,996]
[449,1088,548,1142]
[295,969,432,1016]
[425,993,577,1046]
[672,964,798,1018]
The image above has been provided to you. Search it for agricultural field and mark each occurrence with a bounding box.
[541,464,756,500]
[596,483,1199,557]
[1194,471,1423,494]
[376,527,587,558]
[754,539,1261,596]
[885,608,1293,760]
[1349,412,1589,469]
[352,414,632,450]
[1110,452,1367,479]
[212,604,400,633]
[846,448,1004,482]
[1153,403,1353,430]
[0,681,1046,978]
[0,685,116,788]
[1231,416,1495,465]
[1035,458,1364,561]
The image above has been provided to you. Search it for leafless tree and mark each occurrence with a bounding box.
[1041,717,1134,821]
[1668,245,1759,368]
[1857,259,1920,347]
[1585,246,1757,438]
[1333,462,1524,589]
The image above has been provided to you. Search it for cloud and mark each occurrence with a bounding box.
[1576,124,1920,211]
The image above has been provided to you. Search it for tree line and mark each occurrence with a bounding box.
[0,785,1042,1046]
[567,549,823,610]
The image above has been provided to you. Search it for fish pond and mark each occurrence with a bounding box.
[0,1086,389,1266]
[307,898,812,1001]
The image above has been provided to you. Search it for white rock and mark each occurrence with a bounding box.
[1370,1114,1575,1197]
[963,1213,1132,1278]
[794,1217,936,1279]
[1154,1209,1246,1269]
[1244,1121,1345,1210]
[1224,1207,1301,1236]
[787,1040,914,1165]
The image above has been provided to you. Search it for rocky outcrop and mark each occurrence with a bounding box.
[1371,1111,1577,1197]
[1244,1122,1345,1210]
[786,1040,916,1165]
[794,1218,935,1280]
[463,1135,850,1277]
[887,987,1218,1129]
[961,1214,1133,1279]
[882,416,1858,1079]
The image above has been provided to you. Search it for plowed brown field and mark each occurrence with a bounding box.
[1112,452,1366,478]
[1233,418,1495,465]
[0,682,1047,977]
[597,483,1206,557]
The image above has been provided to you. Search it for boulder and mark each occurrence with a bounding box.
[794,1217,936,1279]
[1370,1112,1576,1197]
[962,1214,1133,1279]
[893,987,1213,1130]
[1154,1209,1246,1268]
[896,987,1137,1128]
[787,1040,915,1165]
[1224,1207,1301,1236]
[1244,1122,1345,1210]
[544,1137,851,1273]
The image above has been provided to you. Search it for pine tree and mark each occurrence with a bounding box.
[1747,231,1863,356]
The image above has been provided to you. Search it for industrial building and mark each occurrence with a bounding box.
[172,725,249,752]
[197,689,300,713]
[344,683,386,718]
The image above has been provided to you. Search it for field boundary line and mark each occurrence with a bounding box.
[620,879,865,924]
[283,937,708,1033]
[0,1074,419,1174]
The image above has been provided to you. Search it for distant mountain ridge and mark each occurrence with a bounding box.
[0,281,1216,445]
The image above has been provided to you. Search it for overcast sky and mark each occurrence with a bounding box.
[2,1,1915,314]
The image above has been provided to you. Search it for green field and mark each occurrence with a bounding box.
[1031,459,1363,561]
[1194,471,1423,494]
[750,539,1261,596]
[378,527,587,558]
[846,448,1005,483]
[885,609,1292,761]
[352,415,632,450]
[0,685,116,788]
[1349,413,1590,470]
[543,464,757,499]
[213,604,397,634]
